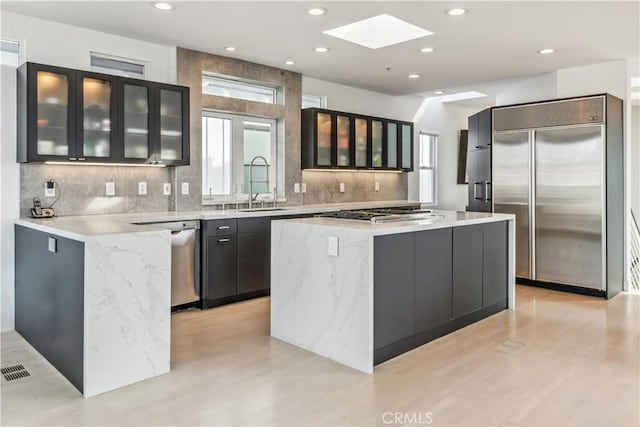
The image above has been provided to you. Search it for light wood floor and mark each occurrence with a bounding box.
[1,285,639,426]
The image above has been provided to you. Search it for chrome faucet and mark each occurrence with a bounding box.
[248,155,270,209]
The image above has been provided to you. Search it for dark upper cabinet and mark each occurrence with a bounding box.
[17,62,190,165]
[301,107,413,171]
[467,107,492,212]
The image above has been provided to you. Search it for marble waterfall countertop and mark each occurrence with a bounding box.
[14,200,425,240]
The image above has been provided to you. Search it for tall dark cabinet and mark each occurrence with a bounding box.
[17,62,190,165]
[466,108,492,212]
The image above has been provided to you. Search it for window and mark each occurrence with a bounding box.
[202,112,278,200]
[90,52,145,78]
[202,73,277,104]
[419,133,438,205]
[1,39,20,67]
[302,93,327,109]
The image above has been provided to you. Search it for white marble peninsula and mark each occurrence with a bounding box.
[271,211,516,374]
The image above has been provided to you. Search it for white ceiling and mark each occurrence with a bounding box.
[1,1,638,96]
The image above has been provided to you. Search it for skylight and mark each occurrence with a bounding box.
[323,14,433,50]
[436,91,488,103]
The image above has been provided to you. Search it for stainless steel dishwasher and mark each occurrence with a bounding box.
[160,221,201,309]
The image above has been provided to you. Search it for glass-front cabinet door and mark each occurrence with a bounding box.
[122,82,151,162]
[316,112,332,167]
[31,65,76,160]
[386,122,398,169]
[400,123,413,171]
[371,120,383,168]
[336,114,351,167]
[77,72,116,160]
[158,87,188,164]
[355,117,368,167]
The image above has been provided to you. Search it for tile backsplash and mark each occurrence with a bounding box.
[301,170,408,204]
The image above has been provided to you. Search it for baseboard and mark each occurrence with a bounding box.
[517,278,606,298]
[201,289,270,309]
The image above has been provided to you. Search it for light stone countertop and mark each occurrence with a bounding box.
[14,200,425,242]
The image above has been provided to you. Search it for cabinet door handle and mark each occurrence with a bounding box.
[68,157,77,161]
[218,238,230,243]
[484,181,491,203]
[473,182,482,200]
[217,225,230,230]
[78,158,86,161]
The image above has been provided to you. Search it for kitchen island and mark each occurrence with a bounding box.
[270,211,515,373]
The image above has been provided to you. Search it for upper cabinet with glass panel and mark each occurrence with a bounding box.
[17,62,190,165]
[301,107,413,171]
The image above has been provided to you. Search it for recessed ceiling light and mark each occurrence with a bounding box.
[314,47,329,53]
[408,74,421,79]
[224,46,237,52]
[152,2,174,10]
[434,90,445,95]
[324,13,433,50]
[446,8,467,16]
[420,47,435,53]
[538,48,555,54]
[307,7,327,16]
[284,60,295,65]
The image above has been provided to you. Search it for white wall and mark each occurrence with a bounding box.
[302,76,423,122]
[0,12,176,332]
[496,72,558,106]
[408,99,474,210]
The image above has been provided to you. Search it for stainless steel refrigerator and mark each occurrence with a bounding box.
[492,94,623,297]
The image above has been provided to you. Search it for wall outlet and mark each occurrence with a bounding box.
[44,180,56,198]
[301,183,307,193]
[294,183,300,193]
[339,182,345,193]
[105,182,116,197]
[163,183,171,196]
[181,182,189,195]
[328,236,339,257]
[375,182,380,192]
[138,182,147,195]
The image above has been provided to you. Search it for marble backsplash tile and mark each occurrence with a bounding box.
[301,170,408,204]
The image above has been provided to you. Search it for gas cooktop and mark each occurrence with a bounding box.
[317,206,443,223]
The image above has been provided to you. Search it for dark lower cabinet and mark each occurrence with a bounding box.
[15,225,84,393]
[374,222,508,365]
[452,224,484,317]
[374,233,415,349]
[415,228,453,331]
[482,221,508,306]
[237,233,270,294]
[204,235,237,301]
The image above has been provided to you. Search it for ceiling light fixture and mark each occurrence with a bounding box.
[434,90,445,95]
[152,2,174,10]
[446,8,467,16]
[224,46,237,52]
[408,74,421,79]
[284,60,295,65]
[314,47,330,53]
[538,48,555,54]
[420,47,435,53]
[307,7,327,16]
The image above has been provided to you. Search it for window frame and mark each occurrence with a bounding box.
[202,72,278,105]
[202,110,278,202]
[419,132,438,206]
[302,93,327,109]
[89,52,146,79]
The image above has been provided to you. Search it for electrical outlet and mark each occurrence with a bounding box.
[44,180,56,198]
[138,182,147,195]
[328,236,339,257]
[106,182,116,197]
[375,182,380,192]
[181,182,189,195]
[339,182,345,193]
[163,183,171,196]
[294,183,300,193]
[301,183,307,193]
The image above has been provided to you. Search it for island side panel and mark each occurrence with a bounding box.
[508,218,516,308]
[270,221,373,374]
[83,231,171,398]
[14,225,85,394]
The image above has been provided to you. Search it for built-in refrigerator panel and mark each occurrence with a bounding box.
[534,125,605,290]
[493,131,531,278]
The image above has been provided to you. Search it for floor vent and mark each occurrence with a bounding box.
[1,364,31,382]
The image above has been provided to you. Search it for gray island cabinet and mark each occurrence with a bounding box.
[271,211,515,373]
